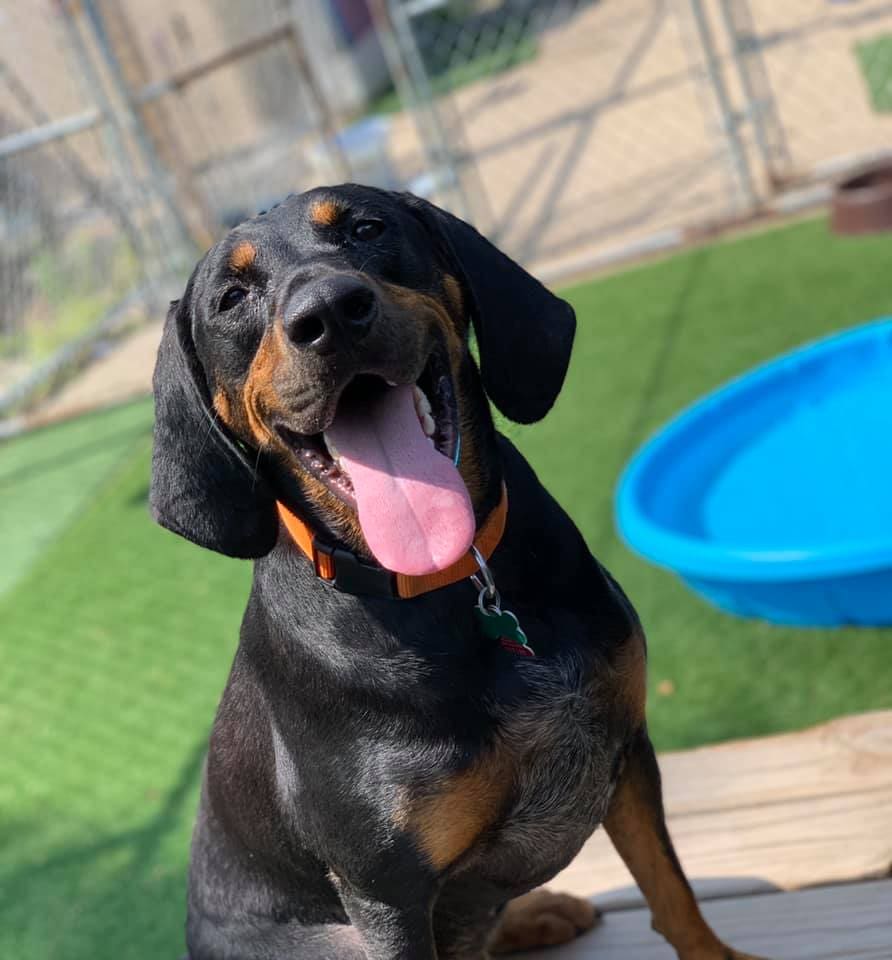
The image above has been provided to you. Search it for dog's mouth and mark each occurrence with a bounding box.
[277,351,459,504]
[276,350,475,576]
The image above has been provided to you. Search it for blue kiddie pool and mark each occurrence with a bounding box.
[616,317,892,626]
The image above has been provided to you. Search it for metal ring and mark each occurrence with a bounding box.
[476,585,502,615]
[470,545,497,597]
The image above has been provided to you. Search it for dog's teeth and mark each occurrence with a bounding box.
[386,379,398,387]
[414,385,435,436]
[413,385,432,416]
[322,432,340,461]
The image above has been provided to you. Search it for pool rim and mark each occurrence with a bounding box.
[615,315,892,584]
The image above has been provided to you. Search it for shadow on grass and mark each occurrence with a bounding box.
[129,484,150,508]
[1,739,207,960]
[510,0,667,265]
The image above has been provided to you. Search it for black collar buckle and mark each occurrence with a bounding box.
[314,540,398,599]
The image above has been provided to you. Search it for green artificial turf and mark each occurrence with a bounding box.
[0,398,153,598]
[3,216,892,960]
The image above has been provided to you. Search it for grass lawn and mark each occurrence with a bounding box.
[0,398,153,598]
[3,216,892,960]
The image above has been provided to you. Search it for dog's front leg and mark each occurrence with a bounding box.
[604,727,768,960]
[341,886,438,960]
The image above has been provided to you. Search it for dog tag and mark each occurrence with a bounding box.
[474,606,535,657]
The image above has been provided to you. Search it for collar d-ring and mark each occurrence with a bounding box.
[470,545,501,611]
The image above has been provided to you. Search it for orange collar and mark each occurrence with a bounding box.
[276,485,508,600]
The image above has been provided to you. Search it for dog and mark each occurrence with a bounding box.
[150,184,763,960]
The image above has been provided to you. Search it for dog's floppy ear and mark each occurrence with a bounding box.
[150,289,279,559]
[405,195,575,423]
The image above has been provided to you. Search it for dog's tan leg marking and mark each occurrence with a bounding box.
[612,627,647,730]
[487,889,600,955]
[605,732,767,960]
[396,752,512,872]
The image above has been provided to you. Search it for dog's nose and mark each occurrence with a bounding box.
[284,275,377,354]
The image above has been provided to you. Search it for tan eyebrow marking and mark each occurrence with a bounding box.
[229,242,256,271]
[309,199,345,227]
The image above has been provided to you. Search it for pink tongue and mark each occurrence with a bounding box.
[325,385,475,575]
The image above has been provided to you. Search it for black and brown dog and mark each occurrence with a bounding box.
[150,184,763,960]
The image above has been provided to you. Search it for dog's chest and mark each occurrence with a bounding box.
[466,662,618,888]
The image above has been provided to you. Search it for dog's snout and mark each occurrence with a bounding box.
[285,275,377,354]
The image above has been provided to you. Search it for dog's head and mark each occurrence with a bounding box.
[151,185,575,573]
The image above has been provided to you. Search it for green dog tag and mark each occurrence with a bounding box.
[474,606,535,657]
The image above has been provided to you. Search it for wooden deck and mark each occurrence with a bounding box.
[523,711,892,959]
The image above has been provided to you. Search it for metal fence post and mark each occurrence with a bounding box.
[0,56,144,267]
[284,4,351,184]
[716,0,791,191]
[51,6,161,283]
[92,0,218,247]
[73,0,198,257]
[368,0,477,223]
[686,0,757,211]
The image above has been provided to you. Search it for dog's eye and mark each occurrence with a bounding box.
[219,287,247,312]
[352,219,385,242]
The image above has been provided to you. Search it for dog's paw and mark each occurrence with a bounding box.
[488,889,601,955]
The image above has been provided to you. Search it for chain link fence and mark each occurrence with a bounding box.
[381,0,750,274]
[386,0,892,275]
[0,1,189,417]
[3,0,892,419]
[739,0,892,182]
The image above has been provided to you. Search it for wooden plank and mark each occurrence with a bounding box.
[552,711,892,908]
[516,880,892,959]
